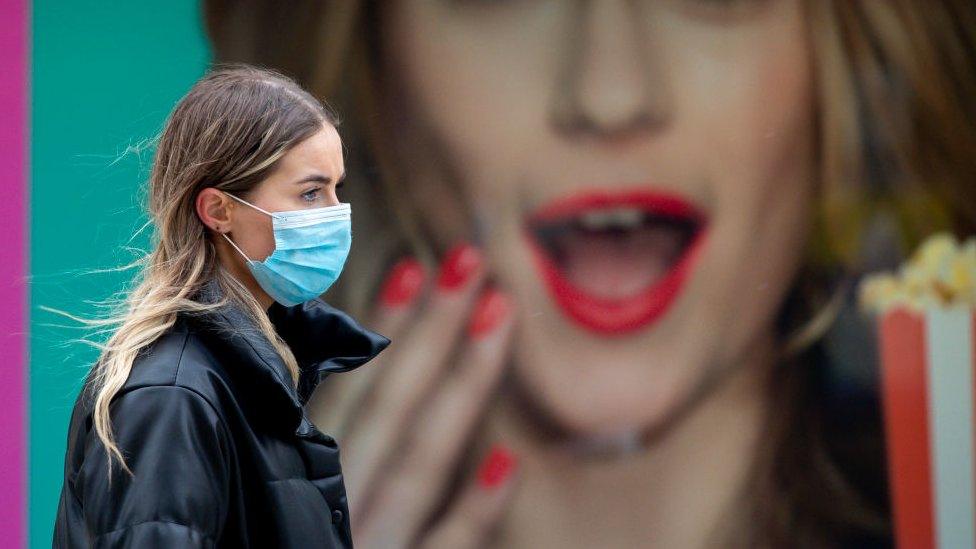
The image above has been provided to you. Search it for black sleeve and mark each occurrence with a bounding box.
[75,385,233,548]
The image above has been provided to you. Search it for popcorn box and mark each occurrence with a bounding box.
[861,232,976,548]
[878,306,975,549]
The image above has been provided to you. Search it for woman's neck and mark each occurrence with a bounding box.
[482,334,776,548]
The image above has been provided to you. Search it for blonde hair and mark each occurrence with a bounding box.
[51,64,337,475]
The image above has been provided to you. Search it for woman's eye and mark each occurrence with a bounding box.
[301,188,321,202]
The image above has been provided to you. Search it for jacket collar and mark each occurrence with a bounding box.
[187,277,390,432]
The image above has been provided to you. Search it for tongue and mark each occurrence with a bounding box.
[555,224,685,300]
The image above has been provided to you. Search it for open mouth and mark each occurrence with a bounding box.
[523,189,709,335]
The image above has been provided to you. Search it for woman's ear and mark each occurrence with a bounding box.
[196,188,233,232]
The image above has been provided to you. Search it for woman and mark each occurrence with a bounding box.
[206,1,976,547]
[52,65,391,548]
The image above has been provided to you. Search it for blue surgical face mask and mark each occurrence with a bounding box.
[220,192,352,307]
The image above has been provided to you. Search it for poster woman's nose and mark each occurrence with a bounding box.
[551,0,669,140]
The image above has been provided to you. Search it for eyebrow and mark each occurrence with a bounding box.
[293,171,347,185]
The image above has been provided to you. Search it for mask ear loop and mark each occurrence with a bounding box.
[220,232,254,263]
[225,192,277,217]
[218,192,270,263]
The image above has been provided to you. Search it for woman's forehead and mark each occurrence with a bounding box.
[278,126,344,177]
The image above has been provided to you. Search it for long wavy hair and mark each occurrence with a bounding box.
[53,64,337,475]
[203,0,975,544]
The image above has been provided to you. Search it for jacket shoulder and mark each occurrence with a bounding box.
[119,317,231,412]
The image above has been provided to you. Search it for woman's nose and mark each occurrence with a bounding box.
[327,187,341,207]
[550,0,669,141]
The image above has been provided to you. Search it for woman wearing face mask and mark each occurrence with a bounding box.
[205,1,976,547]
[52,65,390,548]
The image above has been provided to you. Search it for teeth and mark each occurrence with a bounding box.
[578,207,645,230]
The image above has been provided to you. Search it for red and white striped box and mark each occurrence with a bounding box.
[879,306,976,549]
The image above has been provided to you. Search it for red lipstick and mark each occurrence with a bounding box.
[524,189,708,335]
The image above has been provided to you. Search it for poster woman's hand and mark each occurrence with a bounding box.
[308,244,521,548]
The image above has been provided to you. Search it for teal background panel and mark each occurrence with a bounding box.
[30,2,210,546]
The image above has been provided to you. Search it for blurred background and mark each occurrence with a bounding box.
[5,1,975,547]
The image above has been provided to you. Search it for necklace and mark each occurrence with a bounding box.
[560,427,648,459]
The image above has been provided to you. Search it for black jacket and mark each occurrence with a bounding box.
[53,278,390,548]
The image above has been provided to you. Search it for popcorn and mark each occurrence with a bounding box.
[859,232,976,313]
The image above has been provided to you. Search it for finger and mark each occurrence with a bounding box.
[308,257,427,436]
[358,289,516,542]
[369,256,429,337]
[342,243,487,518]
[417,445,522,549]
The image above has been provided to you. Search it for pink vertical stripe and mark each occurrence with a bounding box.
[0,0,28,546]
[880,309,934,549]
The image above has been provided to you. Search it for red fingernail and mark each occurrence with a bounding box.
[436,243,482,291]
[379,258,425,307]
[477,444,518,490]
[467,289,511,339]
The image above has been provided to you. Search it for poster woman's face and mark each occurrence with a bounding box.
[380,0,817,436]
